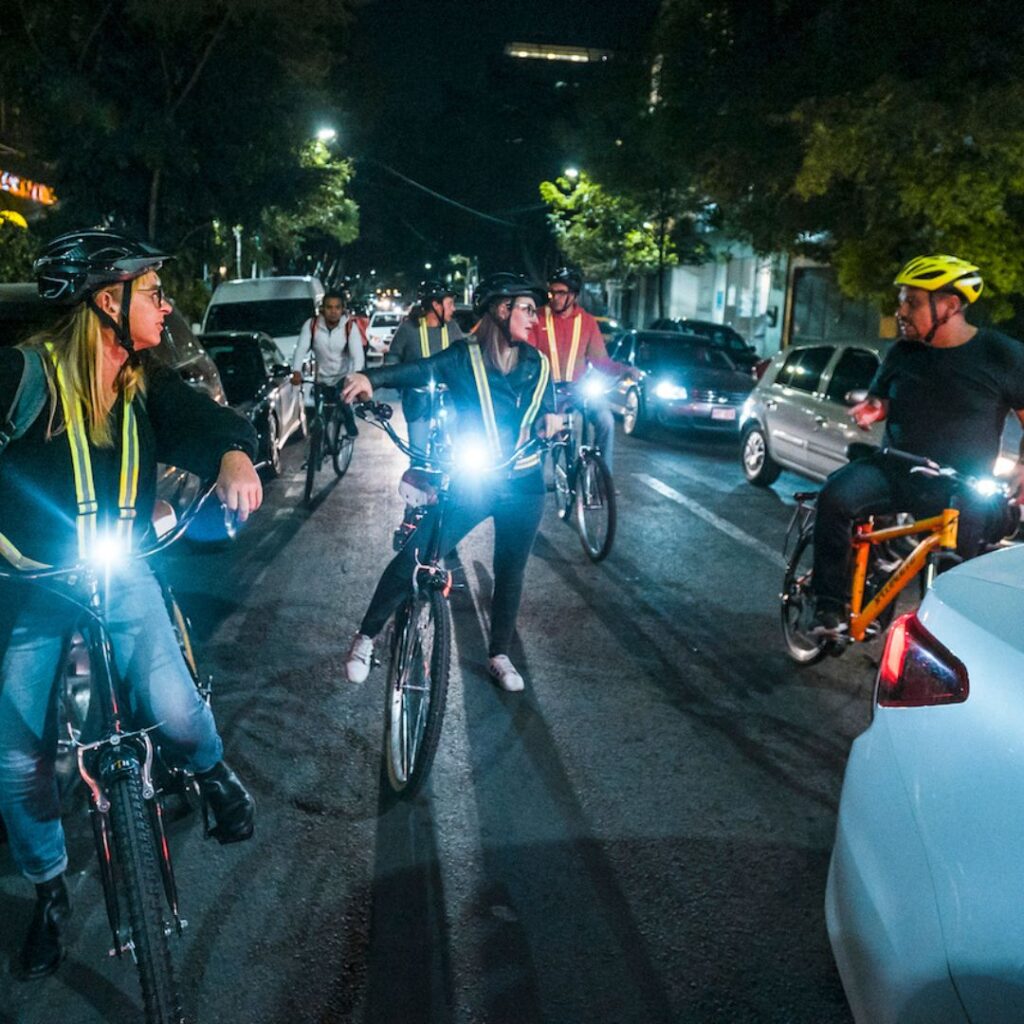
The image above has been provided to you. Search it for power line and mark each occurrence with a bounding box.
[363,159,519,229]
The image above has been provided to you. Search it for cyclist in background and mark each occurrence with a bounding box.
[528,267,630,472]
[0,230,260,980]
[290,290,363,438]
[341,273,561,693]
[810,254,1024,633]
[386,280,466,458]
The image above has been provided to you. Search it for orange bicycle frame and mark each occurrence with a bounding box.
[848,508,959,641]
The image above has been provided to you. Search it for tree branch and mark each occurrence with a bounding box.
[170,6,234,117]
[18,0,49,67]
[76,1,115,72]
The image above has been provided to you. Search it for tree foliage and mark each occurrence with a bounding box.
[1,0,358,274]
[611,0,1024,313]
[539,171,680,280]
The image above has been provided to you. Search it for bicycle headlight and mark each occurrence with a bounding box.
[582,376,607,400]
[453,436,492,474]
[971,477,1004,498]
[655,380,688,401]
[88,532,128,572]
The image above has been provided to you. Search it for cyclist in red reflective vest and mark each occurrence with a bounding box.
[528,267,630,471]
[341,273,561,693]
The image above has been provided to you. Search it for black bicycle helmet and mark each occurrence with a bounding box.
[418,279,457,306]
[548,266,583,294]
[34,229,172,357]
[34,229,172,305]
[472,273,546,318]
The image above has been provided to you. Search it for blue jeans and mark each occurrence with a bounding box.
[0,564,223,883]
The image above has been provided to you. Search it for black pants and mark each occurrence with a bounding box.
[315,382,357,436]
[360,482,545,657]
[812,451,988,609]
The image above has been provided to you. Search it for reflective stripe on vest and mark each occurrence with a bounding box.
[543,307,582,383]
[466,344,550,472]
[419,320,450,359]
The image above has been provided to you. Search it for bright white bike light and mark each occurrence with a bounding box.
[655,380,688,401]
[582,377,606,400]
[453,437,492,474]
[972,477,1002,498]
[89,533,127,572]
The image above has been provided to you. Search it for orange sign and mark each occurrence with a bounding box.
[1,170,57,205]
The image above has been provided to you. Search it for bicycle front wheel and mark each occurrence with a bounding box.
[551,444,572,521]
[108,767,183,1024]
[303,419,323,505]
[574,451,616,562]
[332,433,354,478]
[382,591,451,801]
[780,529,829,664]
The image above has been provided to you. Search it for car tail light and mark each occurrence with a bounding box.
[752,358,771,381]
[877,612,969,707]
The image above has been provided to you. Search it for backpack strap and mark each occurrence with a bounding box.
[0,349,48,456]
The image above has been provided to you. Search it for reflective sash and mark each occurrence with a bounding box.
[467,344,549,472]
[543,307,582,383]
[419,320,449,359]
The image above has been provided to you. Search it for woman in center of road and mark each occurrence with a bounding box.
[341,273,562,693]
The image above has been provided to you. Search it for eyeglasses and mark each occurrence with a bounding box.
[548,288,571,297]
[512,302,538,317]
[138,285,168,308]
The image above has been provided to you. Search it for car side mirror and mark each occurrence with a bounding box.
[845,389,868,406]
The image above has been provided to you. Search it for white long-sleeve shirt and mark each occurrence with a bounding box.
[291,314,365,385]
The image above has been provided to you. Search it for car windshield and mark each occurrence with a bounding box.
[635,337,734,372]
[205,299,311,337]
[204,340,265,404]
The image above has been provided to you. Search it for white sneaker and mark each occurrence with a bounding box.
[488,655,524,693]
[344,633,374,683]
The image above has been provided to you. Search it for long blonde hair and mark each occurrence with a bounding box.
[23,279,147,447]
[474,308,519,374]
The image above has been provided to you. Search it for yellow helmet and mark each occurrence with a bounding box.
[893,254,984,304]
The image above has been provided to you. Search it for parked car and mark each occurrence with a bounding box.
[827,544,1024,1023]
[648,317,759,372]
[739,340,889,486]
[0,283,226,515]
[201,275,324,374]
[366,309,403,363]
[200,331,305,477]
[606,329,755,437]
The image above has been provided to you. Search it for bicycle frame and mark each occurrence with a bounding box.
[848,508,959,641]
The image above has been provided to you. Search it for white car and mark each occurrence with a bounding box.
[827,543,1024,1023]
[365,310,403,366]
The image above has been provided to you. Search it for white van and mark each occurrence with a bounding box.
[201,276,324,370]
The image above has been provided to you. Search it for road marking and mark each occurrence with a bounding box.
[284,485,304,498]
[634,473,787,568]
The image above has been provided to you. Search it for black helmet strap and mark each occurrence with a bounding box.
[87,280,138,360]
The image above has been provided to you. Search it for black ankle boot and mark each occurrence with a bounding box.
[19,875,71,980]
[197,761,255,844]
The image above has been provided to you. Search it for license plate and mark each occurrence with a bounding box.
[711,407,736,421]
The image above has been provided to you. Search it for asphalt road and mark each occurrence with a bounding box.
[0,402,878,1024]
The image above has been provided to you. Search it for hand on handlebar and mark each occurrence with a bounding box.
[342,372,372,404]
[215,450,263,523]
[536,413,566,439]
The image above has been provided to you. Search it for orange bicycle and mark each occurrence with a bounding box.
[781,447,1020,664]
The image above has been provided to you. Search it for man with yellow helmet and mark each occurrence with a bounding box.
[810,253,1024,634]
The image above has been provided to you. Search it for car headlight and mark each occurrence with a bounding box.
[655,381,688,401]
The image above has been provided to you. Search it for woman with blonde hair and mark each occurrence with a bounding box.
[0,229,262,979]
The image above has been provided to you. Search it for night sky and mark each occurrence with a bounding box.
[340,0,661,283]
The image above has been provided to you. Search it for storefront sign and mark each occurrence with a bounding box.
[0,170,57,205]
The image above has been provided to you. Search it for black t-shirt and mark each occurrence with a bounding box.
[868,328,1024,475]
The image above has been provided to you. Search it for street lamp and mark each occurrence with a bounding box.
[424,262,432,270]
[316,127,337,143]
[564,166,579,180]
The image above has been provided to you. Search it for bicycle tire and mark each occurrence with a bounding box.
[332,434,354,478]
[780,529,829,665]
[574,451,616,562]
[108,766,183,1024]
[303,419,323,505]
[382,591,451,801]
[551,444,572,521]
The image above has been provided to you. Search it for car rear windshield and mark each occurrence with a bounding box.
[636,336,734,371]
[204,341,265,404]
[371,313,402,328]
[205,299,312,337]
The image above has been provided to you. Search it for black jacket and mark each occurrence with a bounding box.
[0,346,257,567]
[366,339,555,483]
